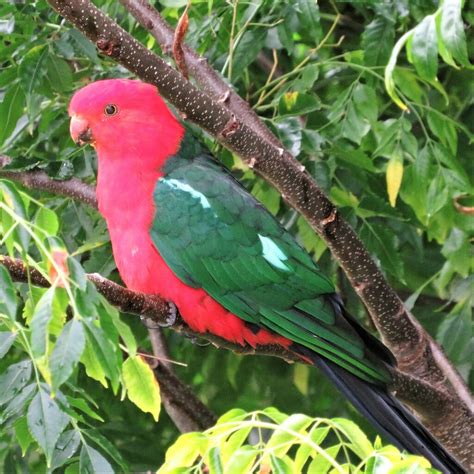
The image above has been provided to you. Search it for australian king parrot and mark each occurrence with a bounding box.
[68,79,462,472]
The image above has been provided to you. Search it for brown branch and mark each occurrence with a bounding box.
[118,0,281,147]
[0,156,97,208]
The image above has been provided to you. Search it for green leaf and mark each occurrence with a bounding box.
[122,355,161,421]
[207,446,223,474]
[293,363,309,395]
[0,331,17,358]
[35,206,59,236]
[1,384,36,422]
[83,319,120,392]
[411,15,438,81]
[341,101,370,145]
[266,414,313,456]
[50,319,86,389]
[362,16,395,67]
[332,418,373,458]
[160,432,208,470]
[66,397,104,422]
[352,84,378,123]
[426,174,449,218]
[79,444,114,474]
[296,0,321,42]
[252,180,280,216]
[46,54,73,93]
[14,416,34,456]
[0,360,32,405]
[437,302,472,370]
[30,286,55,358]
[225,446,258,473]
[68,30,99,63]
[18,44,49,124]
[27,386,69,466]
[270,454,294,474]
[440,0,470,67]
[0,84,25,146]
[279,92,321,117]
[50,430,81,471]
[0,265,17,320]
[275,117,303,156]
[307,444,340,474]
[0,180,30,251]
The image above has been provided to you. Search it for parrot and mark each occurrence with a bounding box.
[68,78,462,472]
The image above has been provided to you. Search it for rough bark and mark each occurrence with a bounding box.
[12,0,471,464]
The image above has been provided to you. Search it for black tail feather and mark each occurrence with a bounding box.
[294,346,465,473]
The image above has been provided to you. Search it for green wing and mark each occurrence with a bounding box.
[151,134,390,383]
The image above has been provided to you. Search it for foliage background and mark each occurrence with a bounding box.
[0,0,472,472]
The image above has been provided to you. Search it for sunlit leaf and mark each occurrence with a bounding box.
[122,355,161,421]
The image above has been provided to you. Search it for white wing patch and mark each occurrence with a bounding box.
[258,235,290,271]
[165,178,211,209]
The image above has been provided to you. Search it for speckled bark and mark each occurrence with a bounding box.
[118,0,282,147]
[38,1,473,464]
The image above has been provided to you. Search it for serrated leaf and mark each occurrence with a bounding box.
[0,265,17,320]
[50,319,85,389]
[1,383,36,422]
[27,387,69,466]
[79,444,114,474]
[0,360,32,405]
[386,152,404,207]
[50,430,81,471]
[30,286,55,358]
[122,355,161,421]
[412,15,438,81]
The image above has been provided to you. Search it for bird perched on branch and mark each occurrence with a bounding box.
[69,79,463,473]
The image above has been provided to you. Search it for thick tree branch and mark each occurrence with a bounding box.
[118,0,281,147]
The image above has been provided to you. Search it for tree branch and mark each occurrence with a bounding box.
[0,156,97,208]
[118,0,281,147]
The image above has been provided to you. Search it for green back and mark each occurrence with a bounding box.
[151,134,391,384]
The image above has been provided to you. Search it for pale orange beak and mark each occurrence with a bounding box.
[70,114,94,146]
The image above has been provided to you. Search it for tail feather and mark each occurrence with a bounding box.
[295,346,464,473]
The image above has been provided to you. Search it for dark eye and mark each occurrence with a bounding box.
[104,104,118,116]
